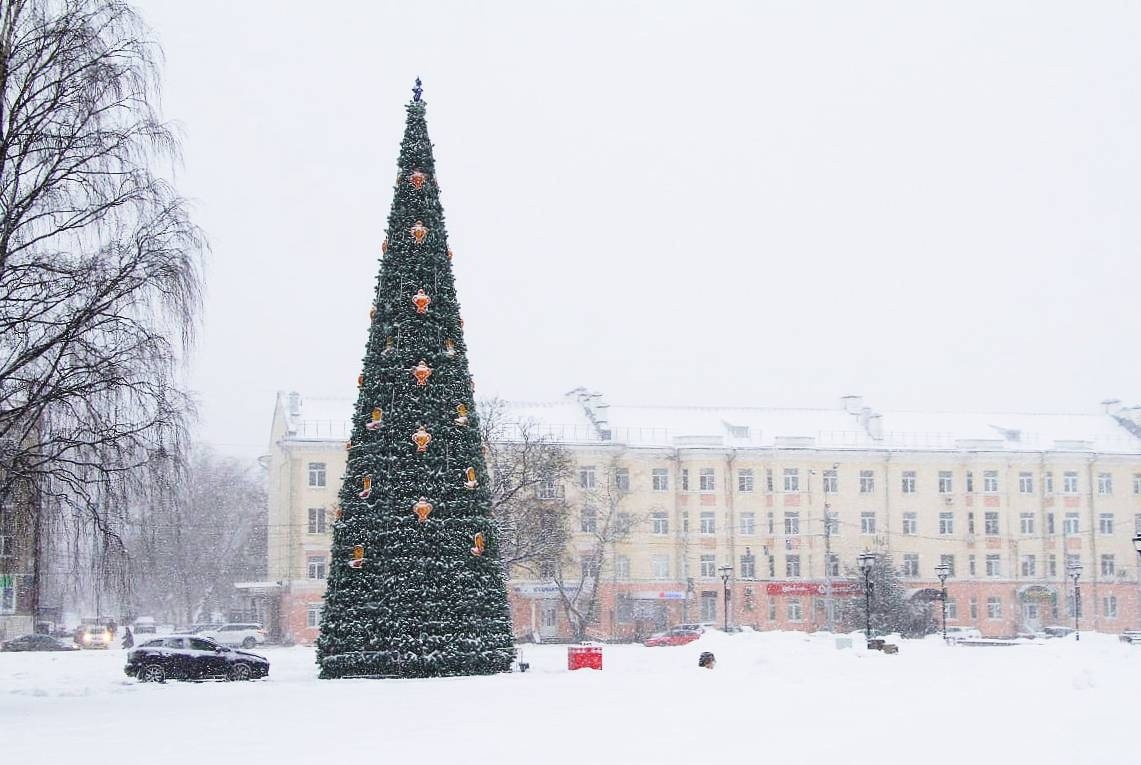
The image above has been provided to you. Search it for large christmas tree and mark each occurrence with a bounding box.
[317,81,516,678]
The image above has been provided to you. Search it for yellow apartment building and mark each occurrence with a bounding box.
[254,390,1141,643]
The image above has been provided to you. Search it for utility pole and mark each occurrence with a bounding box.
[824,502,834,633]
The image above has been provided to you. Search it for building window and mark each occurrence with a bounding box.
[1097,472,1112,496]
[1103,595,1119,619]
[968,512,975,534]
[1044,472,1054,494]
[969,555,976,576]
[1063,472,1078,494]
[738,469,754,492]
[1047,554,1057,578]
[1065,553,1081,573]
[580,558,597,579]
[823,469,838,493]
[1047,512,1055,535]
[651,512,669,535]
[786,555,801,578]
[783,512,800,535]
[681,469,690,491]
[1134,474,1141,495]
[307,557,326,580]
[1020,555,1036,577]
[766,512,775,534]
[0,581,14,614]
[1019,513,1035,535]
[1136,513,1141,536]
[946,600,958,620]
[613,468,630,492]
[537,479,559,499]
[652,555,670,579]
[768,599,777,621]
[307,508,326,534]
[616,512,632,534]
[825,513,839,537]
[787,599,804,622]
[901,471,916,494]
[1018,472,1033,494]
[740,512,755,536]
[902,554,919,577]
[614,555,630,580]
[579,466,596,490]
[1098,513,1114,535]
[985,554,1001,577]
[307,462,326,488]
[699,468,715,492]
[740,554,756,579]
[940,554,955,577]
[0,531,14,558]
[902,512,917,535]
[783,468,799,493]
[969,597,978,620]
[306,605,322,629]
[986,597,1003,619]
[939,512,954,535]
[966,471,975,493]
[860,512,876,535]
[701,592,718,622]
[1100,554,1116,578]
[700,555,716,578]
[539,560,557,579]
[1063,513,1079,535]
[581,506,597,533]
[826,554,840,577]
[984,512,999,536]
[651,468,669,491]
[859,470,875,494]
[765,469,774,493]
[938,471,953,494]
[700,512,716,535]
[983,471,999,493]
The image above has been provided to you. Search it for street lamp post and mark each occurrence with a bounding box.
[1068,561,1083,642]
[718,565,733,632]
[858,553,876,642]
[1132,535,1141,634]
[935,563,951,643]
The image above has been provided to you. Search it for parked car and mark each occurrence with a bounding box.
[1119,630,1141,645]
[75,624,113,649]
[1042,625,1076,639]
[943,626,983,643]
[200,623,267,649]
[132,617,158,635]
[643,628,703,647]
[124,635,269,682]
[1,634,78,652]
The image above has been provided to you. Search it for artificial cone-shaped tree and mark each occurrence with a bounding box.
[317,80,516,678]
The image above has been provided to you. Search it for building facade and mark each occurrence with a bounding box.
[265,390,1141,643]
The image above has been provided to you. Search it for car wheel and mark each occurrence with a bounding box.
[140,664,165,683]
[241,637,256,649]
[229,662,252,681]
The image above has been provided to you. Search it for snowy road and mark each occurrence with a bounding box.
[2,631,1137,764]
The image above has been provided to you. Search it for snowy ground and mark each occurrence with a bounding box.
[3,631,1138,764]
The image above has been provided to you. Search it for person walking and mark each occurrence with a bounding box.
[698,651,716,669]
[121,626,134,649]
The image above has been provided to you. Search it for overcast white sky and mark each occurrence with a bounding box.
[133,1,1141,459]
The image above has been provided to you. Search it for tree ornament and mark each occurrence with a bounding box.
[357,373,365,388]
[349,544,365,569]
[382,337,394,355]
[369,303,377,319]
[412,288,431,314]
[381,238,389,255]
[454,403,469,426]
[411,425,432,453]
[408,170,427,190]
[447,248,454,261]
[412,496,433,523]
[444,338,456,356]
[359,475,372,499]
[334,505,343,520]
[410,220,428,243]
[471,532,485,556]
[463,467,477,489]
[345,440,353,450]
[412,360,432,386]
[365,407,383,430]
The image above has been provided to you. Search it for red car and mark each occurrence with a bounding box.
[643,628,702,647]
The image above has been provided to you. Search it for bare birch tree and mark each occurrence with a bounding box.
[0,0,203,577]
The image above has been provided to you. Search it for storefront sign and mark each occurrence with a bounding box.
[513,582,578,599]
[630,591,688,601]
[765,581,862,596]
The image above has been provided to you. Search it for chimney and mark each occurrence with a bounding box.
[287,391,302,417]
[867,413,883,440]
[841,395,863,415]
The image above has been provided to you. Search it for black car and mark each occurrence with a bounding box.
[124,635,269,682]
[1,633,78,651]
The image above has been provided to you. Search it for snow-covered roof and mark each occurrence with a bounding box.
[274,391,1141,454]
